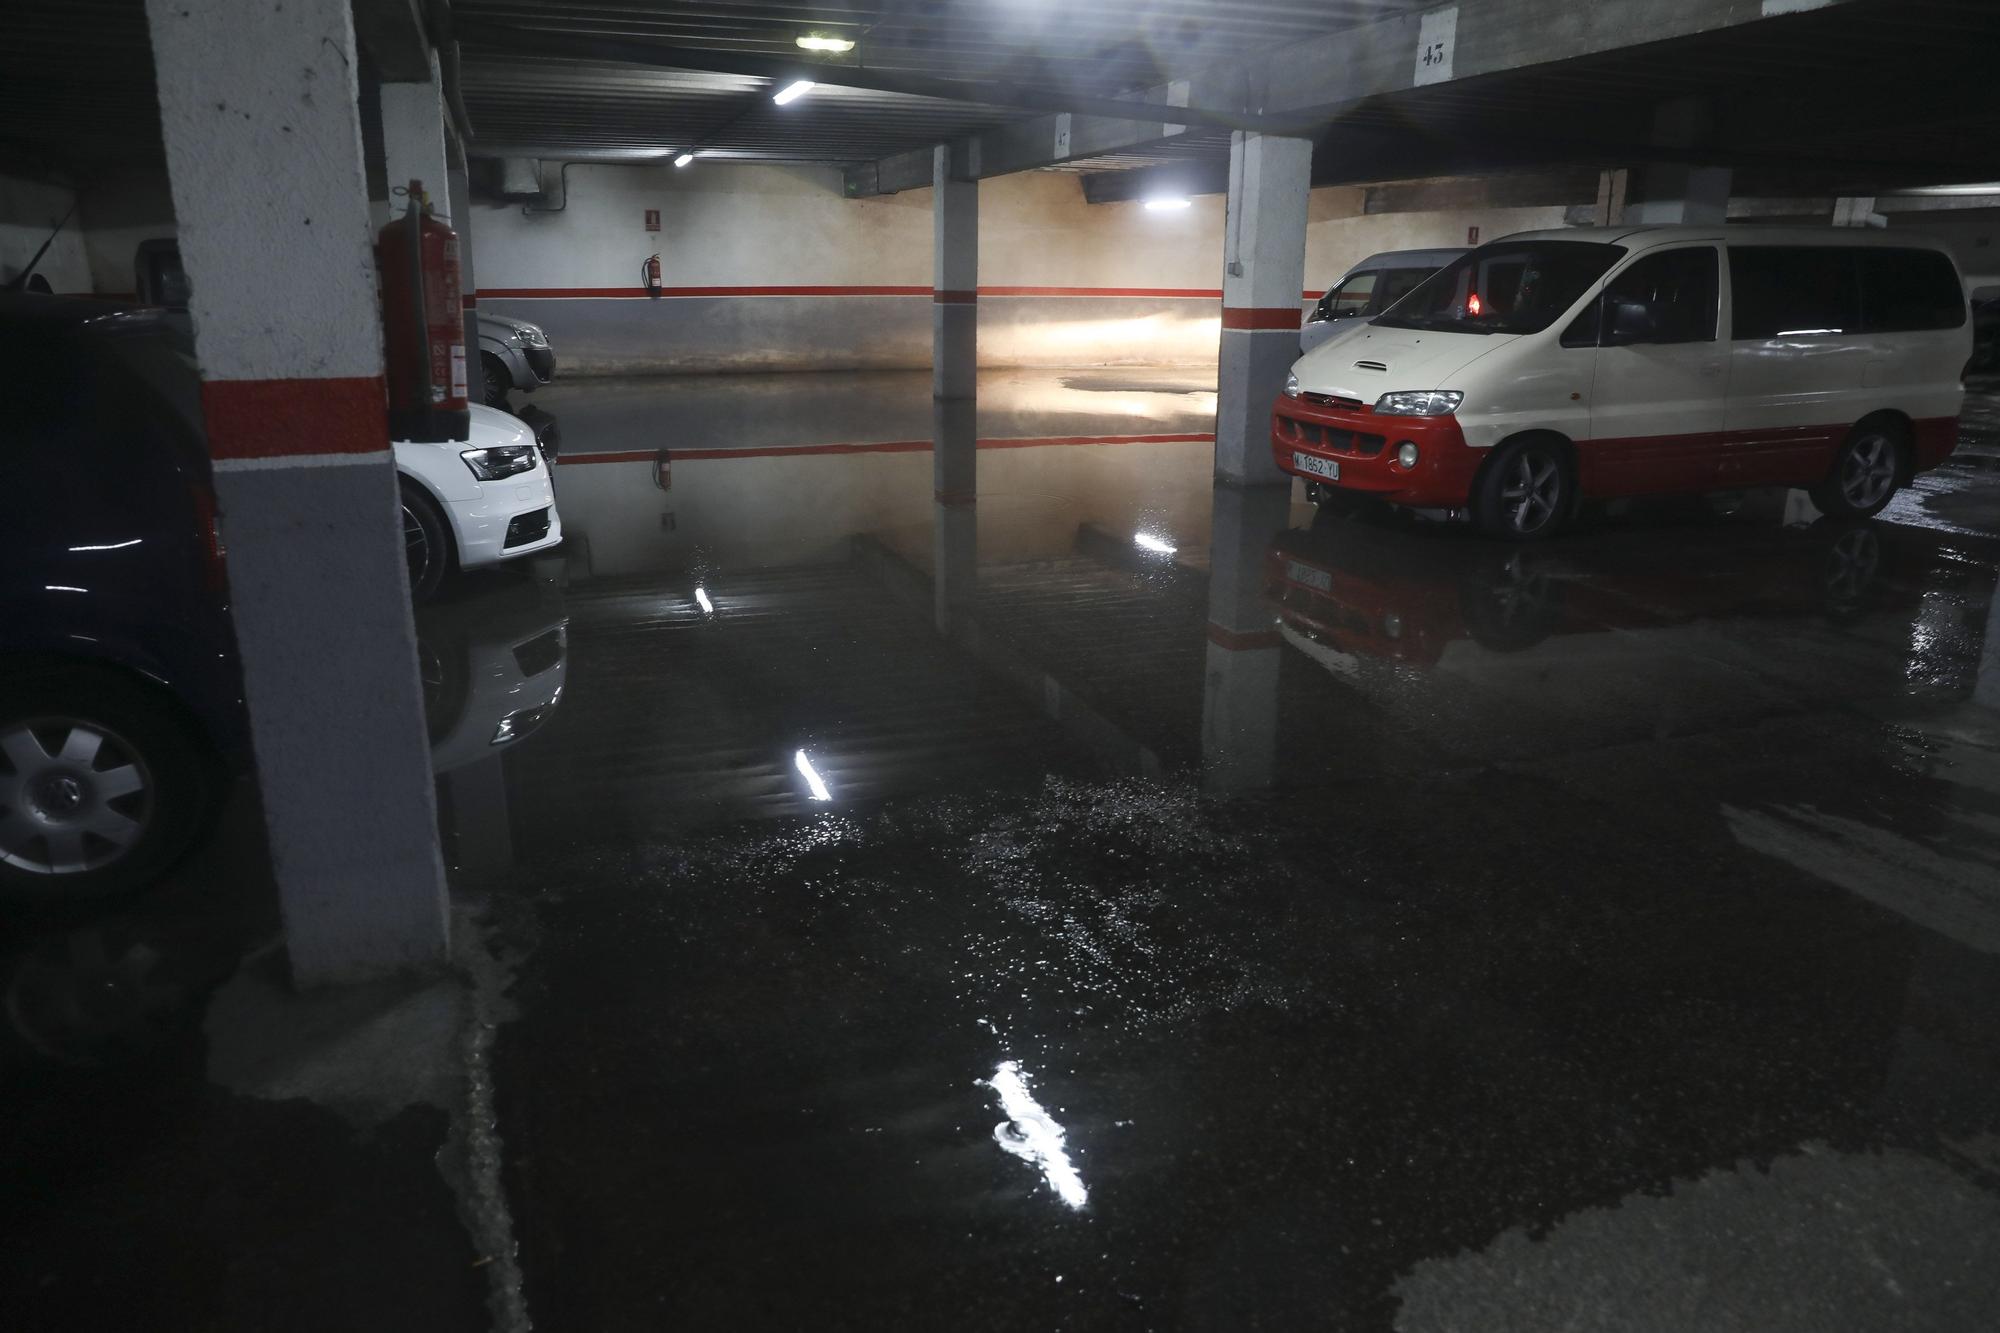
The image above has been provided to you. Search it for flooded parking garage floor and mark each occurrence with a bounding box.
[7,369,2000,1331]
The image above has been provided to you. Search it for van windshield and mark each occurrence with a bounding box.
[1374,241,1625,336]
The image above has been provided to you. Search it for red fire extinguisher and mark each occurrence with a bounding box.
[378,180,469,442]
[643,253,663,298]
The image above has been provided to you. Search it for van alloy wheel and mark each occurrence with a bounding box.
[1839,433,1899,511]
[0,720,154,876]
[1497,449,1564,535]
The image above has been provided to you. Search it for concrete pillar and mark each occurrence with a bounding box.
[145,0,448,984]
[1201,484,1294,792]
[1594,169,1629,227]
[446,139,477,370]
[379,52,450,219]
[1627,99,1731,225]
[933,397,978,632]
[1216,132,1311,486]
[933,143,977,400]
[1833,196,1883,228]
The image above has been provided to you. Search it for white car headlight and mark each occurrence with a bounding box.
[1283,371,1301,398]
[513,324,548,347]
[1374,390,1463,417]
[461,444,539,480]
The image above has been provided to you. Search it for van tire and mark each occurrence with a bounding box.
[1812,422,1906,519]
[1473,436,1574,541]
[481,352,511,407]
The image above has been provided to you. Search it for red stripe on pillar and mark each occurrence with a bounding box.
[462,294,478,309]
[1221,307,1303,331]
[933,289,978,304]
[200,376,387,460]
[1207,623,1283,651]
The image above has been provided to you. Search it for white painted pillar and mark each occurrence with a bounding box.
[1201,484,1293,792]
[933,142,978,400]
[1594,169,1630,227]
[1216,132,1312,486]
[145,0,448,984]
[380,52,451,220]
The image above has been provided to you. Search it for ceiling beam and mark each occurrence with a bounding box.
[844,0,1880,195]
[457,23,1319,138]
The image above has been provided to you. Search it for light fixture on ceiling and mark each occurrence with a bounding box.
[795,749,832,801]
[1143,197,1192,212]
[694,586,714,614]
[1133,532,1177,555]
[795,34,856,53]
[674,151,695,168]
[773,80,815,106]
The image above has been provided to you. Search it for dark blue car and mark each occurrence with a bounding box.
[1,296,244,901]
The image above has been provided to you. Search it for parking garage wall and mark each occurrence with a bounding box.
[0,174,92,293]
[471,163,1570,376]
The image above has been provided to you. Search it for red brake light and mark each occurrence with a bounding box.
[1467,292,1483,316]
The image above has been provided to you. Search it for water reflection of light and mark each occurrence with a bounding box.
[982,1060,1087,1210]
[694,586,714,615]
[1134,532,1176,555]
[794,749,832,801]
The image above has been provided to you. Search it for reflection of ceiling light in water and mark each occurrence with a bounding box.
[674,152,695,168]
[1133,532,1176,555]
[795,749,832,801]
[982,1061,1087,1209]
[1143,197,1191,212]
[694,586,714,614]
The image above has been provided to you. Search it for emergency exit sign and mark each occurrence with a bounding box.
[644,209,660,231]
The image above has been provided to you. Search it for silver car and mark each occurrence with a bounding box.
[1300,247,1467,354]
[478,313,557,405]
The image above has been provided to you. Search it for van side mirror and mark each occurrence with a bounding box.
[1604,298,1660,346]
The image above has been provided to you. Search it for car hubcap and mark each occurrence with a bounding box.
[0,721,152,875]
[1841,435,1897,508]
[1498,452,1563,533]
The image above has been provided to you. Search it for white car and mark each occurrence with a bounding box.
[396,404,563,599]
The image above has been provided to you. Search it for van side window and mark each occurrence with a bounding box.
[1370,267,1434,314]
[1729,247,1863,339]
[1590,246,1719,346]
[1859,248,1967,332]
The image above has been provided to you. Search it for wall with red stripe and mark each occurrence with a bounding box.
[470,163,1573,377]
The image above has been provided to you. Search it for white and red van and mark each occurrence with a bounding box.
[1274,226,1971,539]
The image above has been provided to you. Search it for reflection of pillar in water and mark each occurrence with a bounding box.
[1979,569,2000,712]
[934,396,978,633]
[1202,485,1295,792]
[441,755,514,885]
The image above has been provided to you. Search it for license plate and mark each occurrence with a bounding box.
[1294,452,1340,482]
[1284,560,1333,593]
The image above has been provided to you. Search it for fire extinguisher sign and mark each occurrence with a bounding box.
[645,209,661,232]
[451,346,468,399]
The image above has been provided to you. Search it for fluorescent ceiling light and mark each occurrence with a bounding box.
[694,586,713,614]
[795,34,855,53]
[1133,532,1176,554]
[773,80,815,106]
[674,152,695,167]
[1143,197,1191,212]
[795,749,832,801]
[982,1061,1088,1209]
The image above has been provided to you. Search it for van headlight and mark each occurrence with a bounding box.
[513,324,549,347]
[1283,371,1301,398]
[461,444,538,480]
[1374,390,1462,417]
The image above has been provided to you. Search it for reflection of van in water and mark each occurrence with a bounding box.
[1300,248,1466,354]
[1275,226,1971,540]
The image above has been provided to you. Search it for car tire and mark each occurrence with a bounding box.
[481,352,511,407]
[0,665,214,904]
[1473,436,1574,541]
[400,479,454,603]
[1811,422,1906,519]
